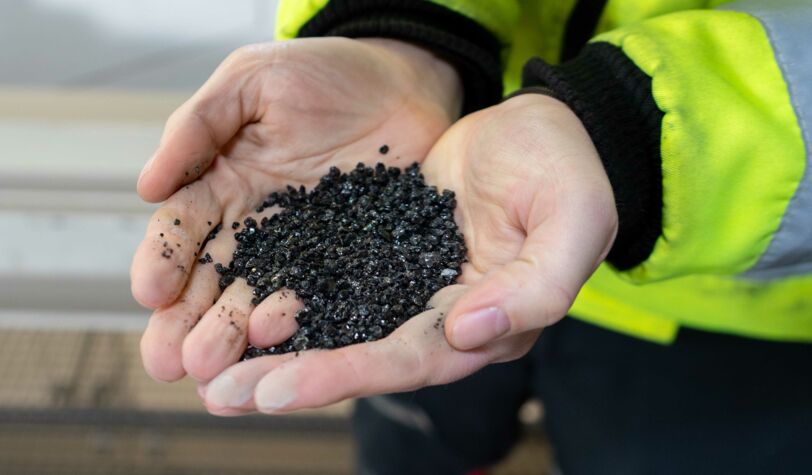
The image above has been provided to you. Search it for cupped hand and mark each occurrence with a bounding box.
[132,37,462,382]
[197,93,618,415]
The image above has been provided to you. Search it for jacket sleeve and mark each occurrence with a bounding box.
[274,0,523,114]
[519,0,812,283]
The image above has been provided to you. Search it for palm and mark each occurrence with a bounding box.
[132,37,461,383]
[423,95,617,305]
[206,37,456,207]
[422,108,540,285]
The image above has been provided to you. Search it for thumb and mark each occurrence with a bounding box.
[137,47,262,202]
[444,197,616,350]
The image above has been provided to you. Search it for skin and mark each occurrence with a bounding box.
[197,94,618,416]
[132,38,618,414]
[132,37,463,383]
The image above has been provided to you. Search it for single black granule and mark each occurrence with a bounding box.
[198,252,213,265]
[231,221,240,230]
[203,223,223,246]
[174,219,181,225]
[379,144,389,154]
[216,163,465,358]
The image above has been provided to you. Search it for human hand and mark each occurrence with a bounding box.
[197,93,618,415]
[132,37,462,382]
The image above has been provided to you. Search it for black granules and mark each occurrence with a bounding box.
[215,163,465,359]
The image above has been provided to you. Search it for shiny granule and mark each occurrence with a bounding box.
[216,162,465,358]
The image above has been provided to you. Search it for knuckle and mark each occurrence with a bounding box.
[403,339,433,388]
[225,43,266,65]
[335,350,365,393]
[165,106,185,129]
[222,43,277,78]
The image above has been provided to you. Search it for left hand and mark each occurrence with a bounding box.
[198,93,619,415]
[130,37,462,383]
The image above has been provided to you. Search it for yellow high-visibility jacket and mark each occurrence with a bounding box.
[275,0,812,344]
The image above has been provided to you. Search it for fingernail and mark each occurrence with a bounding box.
[206,374,253,408]
[451,307,510,349]
[255,365,298,412]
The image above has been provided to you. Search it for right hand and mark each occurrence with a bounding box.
[131,37,462,382]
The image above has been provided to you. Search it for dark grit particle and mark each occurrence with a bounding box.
[203,223,223,245]
[379,144,389,154]
[216,163,465,359]
[198,252,213,265]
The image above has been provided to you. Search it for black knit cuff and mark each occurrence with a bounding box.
[297,0,504,114]
[519,42,664,270]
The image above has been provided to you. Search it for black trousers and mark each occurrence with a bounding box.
[352,317,812,475]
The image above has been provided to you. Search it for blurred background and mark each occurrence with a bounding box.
[0,1,547,473]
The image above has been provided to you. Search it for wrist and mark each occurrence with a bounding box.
[357,38,463,120]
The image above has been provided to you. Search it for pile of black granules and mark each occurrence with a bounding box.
[214,162,466,359]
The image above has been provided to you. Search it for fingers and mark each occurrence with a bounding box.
[139,264,219,382]
[137,46,265,202]
[201,352,299,414]
[248,289,302,348]
[131,180,222,308]
[182,279,256,382]
[200,285,503,414]
[251,287,494,413]
[140,224,238,382]
[445,188,617,350]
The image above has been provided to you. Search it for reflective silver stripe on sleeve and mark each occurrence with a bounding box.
[726,1,812,279]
